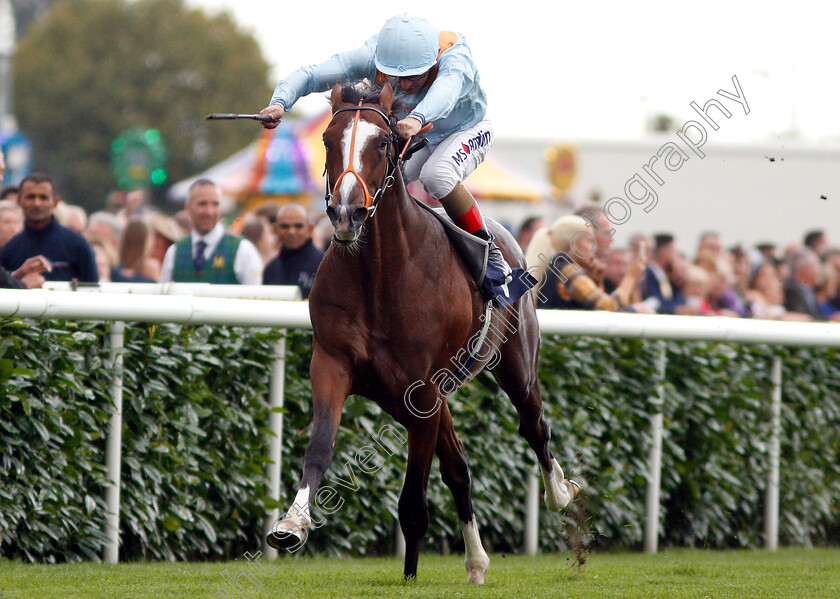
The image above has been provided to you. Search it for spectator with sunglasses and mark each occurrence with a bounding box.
[263,203,323,299]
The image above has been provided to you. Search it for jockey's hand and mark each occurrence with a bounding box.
[259,104,285,130]
[396,117,423,140]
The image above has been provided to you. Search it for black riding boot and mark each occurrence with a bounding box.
[474,226,512,282]
[438,181,536,306]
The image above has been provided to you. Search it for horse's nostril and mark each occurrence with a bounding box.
[326,205,339,226]
[352,206,369,224]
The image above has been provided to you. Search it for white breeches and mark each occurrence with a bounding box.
[403,120,494,199]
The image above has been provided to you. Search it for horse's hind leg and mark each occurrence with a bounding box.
[490,304,579,511]
[435,402,489,584]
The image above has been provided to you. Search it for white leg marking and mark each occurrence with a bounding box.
[540,458,577,511]
[462,518,490,585]
[290,485,311,521]
[339,120,380,204]
[275,484,311,538]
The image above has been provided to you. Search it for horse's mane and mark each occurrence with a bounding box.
[338,81,407,118]
[335,82,416,156]
[339,81,381,105]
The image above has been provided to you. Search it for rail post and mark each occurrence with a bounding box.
[103,321,126,564]
[764,355,783,550]
[644,341,666,554]
[524,468,539,555]
[263,333,287,559]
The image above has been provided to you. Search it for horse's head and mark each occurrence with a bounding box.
[323,82,398,244]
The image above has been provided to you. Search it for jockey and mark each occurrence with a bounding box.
[259,13,534,307]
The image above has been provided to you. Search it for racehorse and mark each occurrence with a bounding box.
[267,82,579,584]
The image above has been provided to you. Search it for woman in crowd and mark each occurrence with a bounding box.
[92,239,117,283]
[816,261,839,319]
[743,261,783,320]
[112,220,157,283]
[525,215,647,311]
[678,264,712,316]
[240,216,277,266]
[699,254,751,318]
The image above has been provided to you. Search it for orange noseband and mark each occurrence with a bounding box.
[331,102,376,210]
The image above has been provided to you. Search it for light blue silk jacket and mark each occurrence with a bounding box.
[269,33,488,147]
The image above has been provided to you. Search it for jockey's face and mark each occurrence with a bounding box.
[397,70,432,95]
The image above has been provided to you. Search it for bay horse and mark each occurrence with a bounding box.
[267,82,579,583]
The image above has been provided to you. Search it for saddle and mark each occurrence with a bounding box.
[414,198,489,286]
[403,141,534,308]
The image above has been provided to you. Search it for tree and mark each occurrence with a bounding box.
[10,0,59,37]
[13,0,272,210]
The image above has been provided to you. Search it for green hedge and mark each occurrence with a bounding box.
[1,318,838,562]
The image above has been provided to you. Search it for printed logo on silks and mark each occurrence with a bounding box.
[451,130,491,166]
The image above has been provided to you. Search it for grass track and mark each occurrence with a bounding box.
[1,548,838,598]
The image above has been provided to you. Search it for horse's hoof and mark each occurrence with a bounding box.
[266,518,308,551]
[541,459,577,511]
[266,529,305,551]
[466,555,489,585]
[467,567,487,585]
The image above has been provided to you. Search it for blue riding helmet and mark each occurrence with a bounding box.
[374,14,439,77]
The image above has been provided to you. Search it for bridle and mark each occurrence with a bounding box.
[323,102,422,220]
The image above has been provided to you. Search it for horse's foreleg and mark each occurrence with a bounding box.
[399,407,441,580]
[267,346,351,552]
[435,403,489,584]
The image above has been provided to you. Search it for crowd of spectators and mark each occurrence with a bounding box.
[522,206,840,323]
[3,147,838,322]
[0,151,324,297]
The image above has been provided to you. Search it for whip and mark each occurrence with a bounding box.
[205,113,273,122]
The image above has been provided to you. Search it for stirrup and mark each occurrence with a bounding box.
[474,227,535,308]
[481,260,535,309]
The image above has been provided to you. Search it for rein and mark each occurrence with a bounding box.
[324,102,426,219]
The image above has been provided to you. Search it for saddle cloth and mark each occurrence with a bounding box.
[414,198,489,286]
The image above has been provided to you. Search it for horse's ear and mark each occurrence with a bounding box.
[330,83,343,110]
[380,82,394,114]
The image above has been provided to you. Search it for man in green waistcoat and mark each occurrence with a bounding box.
[160,179,262,284]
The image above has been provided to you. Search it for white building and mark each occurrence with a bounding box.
[490,134,840,255]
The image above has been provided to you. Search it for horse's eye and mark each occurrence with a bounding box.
[379,138,389,150]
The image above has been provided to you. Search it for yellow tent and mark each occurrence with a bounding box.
[464,159,551,202]
[171,108,551,206]
[299,109,551,202]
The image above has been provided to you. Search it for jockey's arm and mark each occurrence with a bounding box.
[260,36,377,129]
[408,48,477,127]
